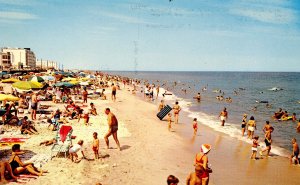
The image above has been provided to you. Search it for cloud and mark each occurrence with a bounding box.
[229,0,296,24]
[96,11,150,25]
[0,11,38,20]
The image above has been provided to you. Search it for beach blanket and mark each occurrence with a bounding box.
[59,125,72,143]
[0,137,28,146]
[25,153,51,168]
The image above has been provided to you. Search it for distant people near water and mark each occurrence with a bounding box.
[260,121,274,157]
[158,100,165,112]
[247,116,256,139]
[296,119,300,133]
[193,93,201,102]
[193,118,198,135]
[292,113,297,122]
[273,108,283,120]
[111,83,117,102]
[167,175,179,185]
[173,101,181,124]
[290,138,299,165]
[241,114,247,136]
[167,113,172,131]
[195,144,212,185]
[250,136,260,160]
[218,107,228,126]
[186,165,204,185]
[104,108,121,151]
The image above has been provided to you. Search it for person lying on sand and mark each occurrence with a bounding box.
[40,138,57,146]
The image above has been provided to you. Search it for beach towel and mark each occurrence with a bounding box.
[25,154,51,168]
[59,125,72,143]
[0,137,28,146]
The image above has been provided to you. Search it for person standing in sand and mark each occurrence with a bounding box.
[92,132,100,159]
[104,108,121,150]
[173,101,181,124]
[156,85,160,99]
[158,100,165,112]
[167,113,172,131]
[31,92,38,120]
[218,107,228,126]
[250,136,260,160]
[193,118,198,135]
[111,83,117,102]
[290,138,299,164]
[247,116,256,139]
[195,144,212,185]
[82,88,88,104]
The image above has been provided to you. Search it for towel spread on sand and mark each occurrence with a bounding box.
[59,125,72,143]
[25,154,51,168]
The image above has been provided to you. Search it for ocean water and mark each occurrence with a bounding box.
[108,71,300,157]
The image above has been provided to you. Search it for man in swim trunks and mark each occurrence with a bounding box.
[31,92,38,120]
[104,108,121,150]
[290,138,299,164]
[219,107,228,126]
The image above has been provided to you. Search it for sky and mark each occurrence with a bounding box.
[0,0,300,71]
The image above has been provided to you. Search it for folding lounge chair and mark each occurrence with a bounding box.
[51,125,73,159]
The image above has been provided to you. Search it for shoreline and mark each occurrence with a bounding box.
[1,80,300,185]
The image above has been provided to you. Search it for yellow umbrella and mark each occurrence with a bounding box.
[62,77,76,82]
[12,81,43,90]
[69,80,80,85]
[1,78,20,83]
[0,94,19,101]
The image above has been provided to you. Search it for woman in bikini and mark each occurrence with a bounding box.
[173,101,181,124]
[247,116,256,139]
[241,114,247,136]
[195,144,212,185]
[9,144,46,176]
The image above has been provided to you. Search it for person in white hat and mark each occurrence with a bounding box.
[194,144,212,185]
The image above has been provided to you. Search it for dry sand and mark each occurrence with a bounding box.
[1,82,300,185]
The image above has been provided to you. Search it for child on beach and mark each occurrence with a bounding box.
[69,140,86,163]
[290,138,299,165]
[167,113,172,131]
[167,175,179,185]
[92,132,100,159]
[186,165,204,185]
[250,136,260,160]
[193,118,198,135]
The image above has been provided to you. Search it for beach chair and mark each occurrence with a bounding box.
[51,125,73,159]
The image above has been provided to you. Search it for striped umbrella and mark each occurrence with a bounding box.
[28,76,45,83]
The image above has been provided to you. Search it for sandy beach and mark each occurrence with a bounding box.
[1,82,300,185]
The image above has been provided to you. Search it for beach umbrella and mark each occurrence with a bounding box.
[0,94,19,101]
[69,80,80,85]
[62,77,77,82]
[53,82,74,87]
[1,78,20,83]
[28,76,45,83]
[12,81,43,90]
[41,76,55,81]
[86,75,95,79]
[79,81,89,86]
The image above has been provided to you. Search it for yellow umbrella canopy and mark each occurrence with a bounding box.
[1,78,20,83]
[0,94,19,101]
[12,81,43,90]
[62,77,77,82]
[69,80,80,85]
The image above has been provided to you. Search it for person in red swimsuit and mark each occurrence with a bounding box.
[194,144,212,185]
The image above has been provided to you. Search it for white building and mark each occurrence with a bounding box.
[0,52,12,70]
[36,59,58,70]
[2,47,36,69]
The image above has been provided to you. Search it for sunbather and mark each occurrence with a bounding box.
[9,144,46,176]
[40,138,57,146]
[20,116,38,135]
